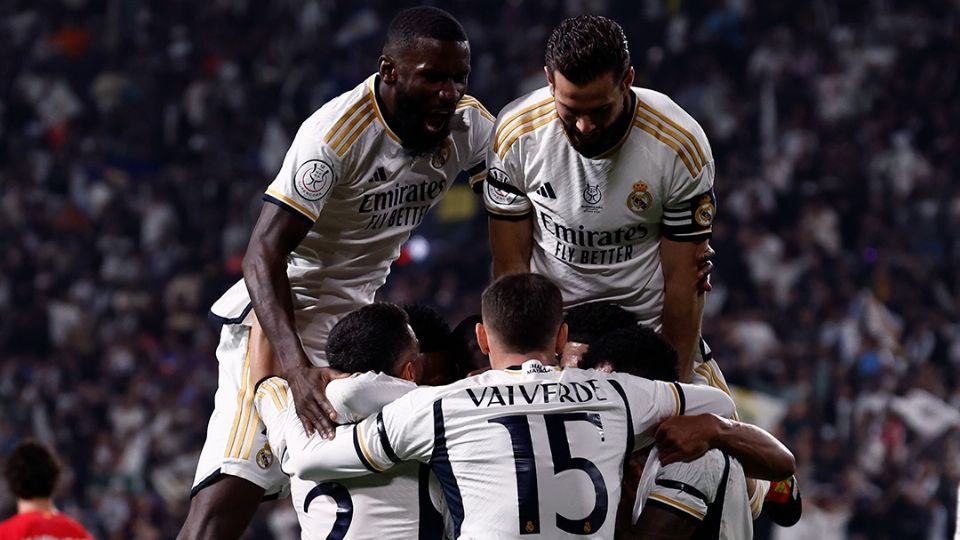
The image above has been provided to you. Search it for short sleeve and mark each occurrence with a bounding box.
[352,389,437,473]
[610,374,735,448]
[263,118,340,224]
[325,372,417,423]
[461,99,495,193]
[483,119,532,219]
[646,449,725,522]
[659,112,715,242]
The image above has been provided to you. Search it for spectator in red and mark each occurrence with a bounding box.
[0,440,92,540]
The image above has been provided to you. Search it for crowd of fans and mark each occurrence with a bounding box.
[1,0,957,538]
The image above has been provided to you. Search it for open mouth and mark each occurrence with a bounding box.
[424,111,452,132]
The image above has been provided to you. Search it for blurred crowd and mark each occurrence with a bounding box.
[1,0,958,538]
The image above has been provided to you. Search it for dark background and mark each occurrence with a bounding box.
[1,0,958,538]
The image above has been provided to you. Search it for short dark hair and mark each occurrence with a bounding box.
[580,326,679,382]
[4,440,61,500]
[383,7,467,56]
[565,302,637,344]
[325,303,415,374]
[481,274,564,353]
[404,304,451,354]
[450,314,487,379]
[544,15,630,85]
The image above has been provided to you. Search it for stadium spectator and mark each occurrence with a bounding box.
[1,1,957,537]
[0,440,93,539]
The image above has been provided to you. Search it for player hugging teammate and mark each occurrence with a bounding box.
[183,8,800,540]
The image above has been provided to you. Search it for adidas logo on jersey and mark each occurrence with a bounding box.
[536,182,557,199]
[368,167,387,183]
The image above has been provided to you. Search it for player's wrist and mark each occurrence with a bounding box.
[707,414,731,449]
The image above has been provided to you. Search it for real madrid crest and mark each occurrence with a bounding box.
[694,194,715,227]
[256,443,274,469]
[431,140,451,168]
[626,181,653,213]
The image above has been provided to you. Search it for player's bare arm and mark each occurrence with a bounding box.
[489,215,533,277]
[660,237,707,383]
[633,504,699,539]
[247,313,280,387]
[654,414,796,481]
[243,203,340,437]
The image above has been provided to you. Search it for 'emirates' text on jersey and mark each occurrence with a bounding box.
[484,86,716,328]
[283,360,735,539]
[211,75,492,364]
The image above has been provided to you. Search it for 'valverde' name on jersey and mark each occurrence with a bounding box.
[281,360,735,539]
[484,86,716,328]
[210,75,493,364]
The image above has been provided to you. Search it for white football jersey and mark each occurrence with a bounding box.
[484,86,715,329]
[283,360,735,539]
[212,75,493,364]
[260,372,447,540]
[635,448,752,539]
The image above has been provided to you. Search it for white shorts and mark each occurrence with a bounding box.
[691,338,738,421]
[191,323,288,499]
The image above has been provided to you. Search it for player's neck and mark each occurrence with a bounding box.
[489,352,558,371]
[17,498,55,514]
[375,77,403,138]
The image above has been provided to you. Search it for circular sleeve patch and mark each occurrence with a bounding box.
[485,168,517,206]
[294,159,334,201]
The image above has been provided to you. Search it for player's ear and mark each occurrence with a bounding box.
[476,323,490,355]
[544,66,555,93]
[555,322,569,355]
[379,56,398,85]
[620,67,635,93]
[400,355,422,384]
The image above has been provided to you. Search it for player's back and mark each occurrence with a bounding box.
[365,359,717,539]
[436,362,636,538]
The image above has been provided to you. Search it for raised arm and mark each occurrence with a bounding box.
[489,216,533,278]
[243,203,339,437]
[654,414,796,480]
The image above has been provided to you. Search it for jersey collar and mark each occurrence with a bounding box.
[368,74,403,145]
[504,359,563,375]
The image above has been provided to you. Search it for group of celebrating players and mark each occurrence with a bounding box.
[178,7,802,539]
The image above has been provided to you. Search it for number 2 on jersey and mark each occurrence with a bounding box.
[304,482,353,540]
[489,412,608,535]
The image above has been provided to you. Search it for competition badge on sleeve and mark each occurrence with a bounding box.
[295,160,334,201]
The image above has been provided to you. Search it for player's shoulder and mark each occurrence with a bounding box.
[492,86,558,159]
[327,372,417,423]
[632,88,707,140]
[298,75,379,158]
[658,448,728,498]
[455,94,496,126]
[631,87,712,174]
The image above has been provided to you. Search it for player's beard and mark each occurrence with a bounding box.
[394,89,453,155]
[565,93,635,158]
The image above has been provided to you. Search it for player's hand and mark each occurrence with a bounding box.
[696,244,716,292]
[654,414,721,465]
[287,364,348,439]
